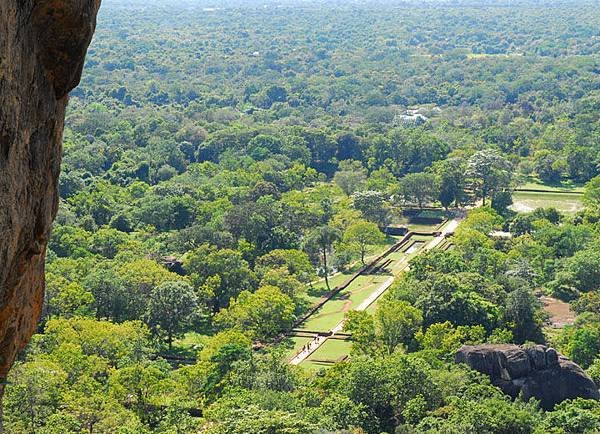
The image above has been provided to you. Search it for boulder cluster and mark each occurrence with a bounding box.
[456,344,600,410]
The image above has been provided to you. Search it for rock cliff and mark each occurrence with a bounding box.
[456,344,600,410]
[0,0,100,388]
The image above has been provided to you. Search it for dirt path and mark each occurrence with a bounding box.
[541,295,575,328]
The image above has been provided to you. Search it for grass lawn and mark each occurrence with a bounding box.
[304,237,400,304]
[390,208,449,233]
[171,332,209,357]
[285,336,313,359]
[301,359,334,372]
[288,231,446,365]
[300,275,383,331]
[518,178,585,193]
[511,191,584,214]
[304,339,352,363]
[298,234,433,333]
[298,296,348,331]
[305,272,352,304]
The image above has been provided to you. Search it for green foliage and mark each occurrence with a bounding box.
[556,322,600,368]
[466,149,513,206]
[343,220,385,264]
[185,245,256,311]
[583,176,600,212]
[540,399,600,434]
[304,225,342,290]
[215,286,295,341]
[344,300,422,355]
[40,317,152,367]
[397,172,439,208]
[352,190,390,227]
[145,281,200,349]
[416,321,485,358]
[417,393,541,434]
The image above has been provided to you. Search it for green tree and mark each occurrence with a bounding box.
[333,160,367,195]
[504,287,544,344]
[185,245,256,312]
[255,249,314,283]
[304,225,342,291]
[467,149,512,205]
[45,274,95,319]
[351,190,390,227]
[4,360,68,432]
[344,310,377,356]
[397,172,439,208]
[416,321,485,357]
[376,300,423,354]
[343,220,385,265]
[145,281,199,350]
[215,286,295,341]
[542,398,600,433]
[583,176,600,212]
[88,227,129,259]
[433,157,467,209]
[344,301,423,355]
[41,317,151,366]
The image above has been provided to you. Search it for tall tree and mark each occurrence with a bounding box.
[185,245,256,312]
[397,172,439,208]
[352,190,390,227]
[583,176,600,212]
[333,160,367,195]
[145,281,199,350]
[432,157,467,209]
[305,225,342,291]
[466,149,512,206]
[215,286,295,341]
[343,220,385,265]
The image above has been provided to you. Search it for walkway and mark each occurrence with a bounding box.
[290,217,461,365]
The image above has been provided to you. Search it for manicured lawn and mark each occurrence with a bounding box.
[346,278,386,306]
[299,296,348,331]
[301,359,334,371]
[289,231,444,365]
[286,336,313,359]
[305,272,352,304]
[510,191,584,214]
[304,238,399,305]
[304,339,352,363]
[299,339,353,370]
[298,234,433,333]
[300,275,383,331]
[518,179,585,193]
[391,208,451,232]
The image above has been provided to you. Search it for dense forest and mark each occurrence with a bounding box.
[5,0,600,432]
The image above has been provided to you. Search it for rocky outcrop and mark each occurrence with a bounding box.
[456,344,600,410]
[0,0,100,386]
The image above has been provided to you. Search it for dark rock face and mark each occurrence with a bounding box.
[456,344,600,410]
[0,0,100,382]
